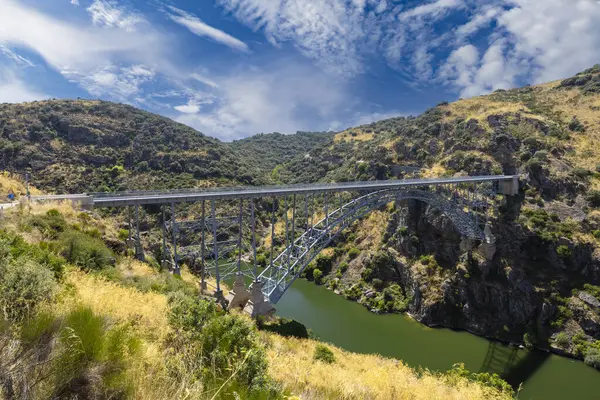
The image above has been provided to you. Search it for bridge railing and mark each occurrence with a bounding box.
[88,175,517,200]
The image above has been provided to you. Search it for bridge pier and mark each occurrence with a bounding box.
[134,205,145,262]
[248,280,275,318]
[499,176,519,196]
[228,273,251,309]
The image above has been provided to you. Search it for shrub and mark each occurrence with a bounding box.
[313,344,335,364]
[447,363,513,396]
[372,278,384,290]
[587,190,600,208]
[556,245,572,259]
[339,261,349,273]
[313,268,323,284]
[1,230,65,278]
[256,254,268,267]
[0,259,56,322]
[60,231,114,270]
[555,332,569,348]
[117,228,129,241]
[28,210,67,239]
[568,117,585,132]
[585,348,600,370]
[593,230,600,239]
[348,247,360,259]
[168,294,276,395]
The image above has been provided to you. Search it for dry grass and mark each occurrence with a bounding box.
[334,129,375,144]
[446,97,541,130]
[421,164,449,178]
[265,334,511,400]
[60,268,171,341]
[0,171,42,197]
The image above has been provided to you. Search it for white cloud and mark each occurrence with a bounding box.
[440,0,600,97]
[87,0,145,32]
[0,45,35,67]
[175,61,348,140]
[69,64,156,100]
[174,100,201,114]
[0,67,46,103]
[454,6,500,40]
[71,0,79,5]
[0,0,176,104]
[191,73,219,89]
[398,0,463,21]
[166,6,249,52]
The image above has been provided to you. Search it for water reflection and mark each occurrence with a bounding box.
[479,341,550,389]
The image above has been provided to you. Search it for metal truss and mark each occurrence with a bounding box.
[256,185,495,304]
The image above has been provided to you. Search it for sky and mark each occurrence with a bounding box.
[1,0,600,141]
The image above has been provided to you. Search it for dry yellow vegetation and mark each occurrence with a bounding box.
[334,128,375,144]
[266,334,511,400]
[0,171,42,198]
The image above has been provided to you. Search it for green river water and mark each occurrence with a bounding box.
[274,278,600,399]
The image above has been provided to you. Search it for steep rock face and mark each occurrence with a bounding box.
[385,201,600,351]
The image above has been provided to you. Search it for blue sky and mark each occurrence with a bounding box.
[1,0,600,141]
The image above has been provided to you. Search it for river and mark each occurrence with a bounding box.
[274,278,600,400]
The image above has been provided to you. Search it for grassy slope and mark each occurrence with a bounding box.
[0,174,511,399]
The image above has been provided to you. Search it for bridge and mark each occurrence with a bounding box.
[29,175,519,316]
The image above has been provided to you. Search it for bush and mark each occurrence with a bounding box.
[568,117,585,132]
[587,190,600,208]
[313,268,323,284]
[372,278,384,290]
[0,259,56,322]
[556,245,572,259]
[555,332,569,348]
[60,231,114,270]
[1,230,65,278]
[117,228,129,241]
[593,230,600,239]
[447,363,513,396]
[313,344,335,364]
[585,348,600,370]
[348,247,360,259]
[28,210,68,239]
[168,294,277,395]
[339,262,349,273]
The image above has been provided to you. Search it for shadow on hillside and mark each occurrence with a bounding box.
[479,341,550,388]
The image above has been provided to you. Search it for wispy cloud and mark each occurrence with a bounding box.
[0,45,35,67]
[175,60,349,140]
[87,0,145,32]
[165,6,249,52]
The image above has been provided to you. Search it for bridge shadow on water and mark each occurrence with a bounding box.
[478,341,550,389]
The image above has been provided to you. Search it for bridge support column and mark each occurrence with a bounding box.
[200,200,207,292]
[171,203,180,275]
[249,281,275,318]
[134,205,145,262]
[228,273,251,309]
[477,224,497,261]
[499,176,519,196]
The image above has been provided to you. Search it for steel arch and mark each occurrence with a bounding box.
[256,188,484,303]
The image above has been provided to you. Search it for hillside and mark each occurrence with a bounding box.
[278,66,600,365]
[0,175,512,399]
[0,100,328,194]
[230,131,334,182]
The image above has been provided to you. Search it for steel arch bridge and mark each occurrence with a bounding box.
[29,175,519,315]
[259,188,485,303]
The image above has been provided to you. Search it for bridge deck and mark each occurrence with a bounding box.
[71,175,517,207]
